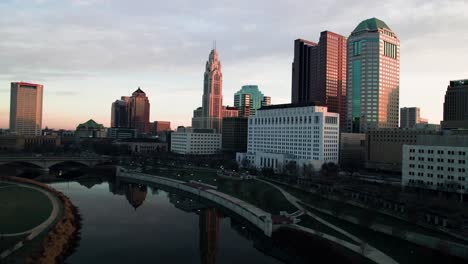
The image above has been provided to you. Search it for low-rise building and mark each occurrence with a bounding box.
[75,119,107,138]
[339,133,365,170]
[365,128,440,172]
[108,127,137,140]
[150,121,171,135]
[171,127,221,155]
[0,135,60,151]
[402,134,468,196]
[221,117,248,153]
[116,138,168,154]
[237,103,339,173]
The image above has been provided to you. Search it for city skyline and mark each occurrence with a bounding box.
[0,0,467,129]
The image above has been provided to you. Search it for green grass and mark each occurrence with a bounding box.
[146,167,297,214]
[264,179,467,245]
[297,215,358,245]
[0,186,53,234]
[0,183,13,187]
[0,234,28,252]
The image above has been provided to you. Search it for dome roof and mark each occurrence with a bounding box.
[353,18,391,33]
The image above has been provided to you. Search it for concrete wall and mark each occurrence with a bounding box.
[116,168,273,236]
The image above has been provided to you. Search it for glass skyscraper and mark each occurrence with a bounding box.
[233,85,270,117]
[346,18,400,133]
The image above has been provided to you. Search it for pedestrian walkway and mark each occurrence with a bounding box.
[257,178,398,264]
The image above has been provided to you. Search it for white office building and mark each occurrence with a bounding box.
[402,135,468,195]
[171,127,221,155]
[237,103,339,172]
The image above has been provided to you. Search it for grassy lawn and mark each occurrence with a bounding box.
[145,168,296,214]
[298,215,357,245]
[302,205,467,264]
[265,180,467,245]
[0,234,28,252]
[0,186,53,234]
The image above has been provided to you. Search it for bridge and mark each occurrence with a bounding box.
[116,167,275,236]
[0,156,112,170]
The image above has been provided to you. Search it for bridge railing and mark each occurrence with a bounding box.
[117,169,273,236]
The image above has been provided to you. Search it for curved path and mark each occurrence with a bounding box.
[257,178,398,264]
[0,182,61,259]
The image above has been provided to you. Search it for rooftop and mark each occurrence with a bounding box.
[77,119,104,129]
[450,79,468,87]
[259,102,323,111]
[352,18,391,33]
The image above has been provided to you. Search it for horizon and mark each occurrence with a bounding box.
[1,0,467,130]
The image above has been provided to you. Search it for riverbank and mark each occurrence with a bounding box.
[0,176,81,264]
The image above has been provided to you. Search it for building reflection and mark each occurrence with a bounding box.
[108,180,148,210]
[199,208,219,264]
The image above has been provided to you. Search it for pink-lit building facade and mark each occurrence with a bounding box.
[9,82,43,136]
[346,18,400,133]
[291,31,347,130]
[192,48,238,132]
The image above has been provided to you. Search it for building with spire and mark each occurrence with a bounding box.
[192,48,238,132]
[346,18,400,133]
[234,85,271,117]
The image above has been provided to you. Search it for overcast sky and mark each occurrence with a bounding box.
[0,0,467,129]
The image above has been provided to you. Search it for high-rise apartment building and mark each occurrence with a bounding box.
[9,82,43,136]
[400,107,428,128]
[234,85,270,117]
[192,48,239,132]
[346,18,400,133]
[291,32,347,129]
[441,79,468,130]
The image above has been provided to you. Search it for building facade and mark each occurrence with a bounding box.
[441,79,468,130]
[346,18,400,133]
[237,103,339,172]
[339,133,366,170]
[365,128,440,172]
[107,127,137,139]
[111,98,129,128]
[291,32,347,130]
[128,88,150,134]
[150,121,171,134]
[171,127,221,155]
[234,85,271,117]
[116,138,168,154]
[400,107,428,128]
[402,135,468,195]
[75,119,107,138]
[221,117,248,153]
[9,82,43,136]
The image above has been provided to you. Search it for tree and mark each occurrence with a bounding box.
[284,161,298,177]
[320,162,338,177]
[302,164,315,178]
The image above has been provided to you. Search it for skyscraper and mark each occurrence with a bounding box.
[400,107,428,128]
[441,79,468,129]
[128,88,150,134]
[234,85,270,117]
[192,48,238,132]
[346,18,400,133]
[111,98,129,128]
[9,82,43,136]
[291,31,347,129]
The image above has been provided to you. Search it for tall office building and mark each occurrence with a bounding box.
[192,48,239,132]
[400,107,428,128]
[9,82,43,136]
[128,88,150,134]
[441,79,468,129]
[291,32,347,129]
[234,85,271,117]
[111,98,129,128]
[346,18,400,133]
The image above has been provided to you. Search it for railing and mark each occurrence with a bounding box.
[117,168,273,236]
